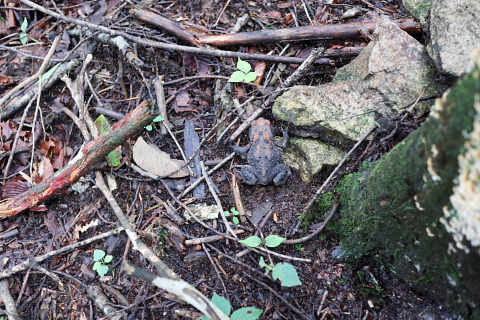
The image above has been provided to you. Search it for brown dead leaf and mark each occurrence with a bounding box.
[73,219,100,241]
[133,137,189,178]
[278,2,293,8]
[175,90,191,107]
[1,180,29,199]
[38,155,54,180]
[0,75,13,87]
[263,11,283,20]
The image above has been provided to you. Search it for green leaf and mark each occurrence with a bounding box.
[229,71,246,82]
[20,33,28,45]
[264,235,286,248]
[211,293,231,316]
[231,307,263,320]
[145,124,153,131]
[103,255,113,263]
[239,236,262,247]
[36,64,60,84]
[94,114,112,135]
[231,207,239,215]
[93,249,106,261]
[237,57,251,73]
[223,210,231,217]
[259,256,269,269]
[153,115,164,122]
[272,262,302,287]
[92,261,102,270]
[21,18,28,32]
[96,265,109,276]
[232,216,240,224]
[244,71,257,83]
[107,149,122,167]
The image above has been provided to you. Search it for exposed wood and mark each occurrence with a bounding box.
[0,100,156,219]
[130,9,200,46]
[131,8,421,47]
[197,20,421,46]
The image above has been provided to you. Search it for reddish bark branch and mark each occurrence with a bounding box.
[0,100,156,220]
[197,20,422,47]
[131,9,421,47]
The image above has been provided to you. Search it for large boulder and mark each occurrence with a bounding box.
[274,17,439,142]
[427,0,480,77]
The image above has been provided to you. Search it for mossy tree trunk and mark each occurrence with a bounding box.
[333,53,480,318]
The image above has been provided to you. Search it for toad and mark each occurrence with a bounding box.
[234,118,291,186]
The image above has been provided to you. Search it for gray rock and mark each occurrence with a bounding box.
[427,0,480,77]
[274,17,439,141]
[402,0,432,23]
[282,138,346,182]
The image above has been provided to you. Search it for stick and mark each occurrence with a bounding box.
[0,100,156,219]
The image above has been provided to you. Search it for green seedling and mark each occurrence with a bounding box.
[259,257,302,287]
[239,235,302,287]
[145,115,165,131]
[224,207,240,224]
[228,58,257,83]
[20,18,28,45]
[93,249,113,277]
[239,234,286,248]
[197,293,262,320]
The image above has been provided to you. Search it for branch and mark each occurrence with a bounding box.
[0,100,156,219]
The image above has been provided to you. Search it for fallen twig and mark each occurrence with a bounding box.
[185,230,245,246]
[283,199,339,245]
[0,99,156,219]
[131,8,421,47]
[0,227,124,279]
[18,0,326,65]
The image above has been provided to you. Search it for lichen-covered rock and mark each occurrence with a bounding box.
[273,17,439,141]
[427,0,480,77]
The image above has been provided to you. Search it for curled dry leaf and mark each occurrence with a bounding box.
[132,137,189,178]
[1,180,30,199]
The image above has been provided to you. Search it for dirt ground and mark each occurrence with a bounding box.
[0,0,456,319]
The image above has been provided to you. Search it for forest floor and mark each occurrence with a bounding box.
[0,0,455,319]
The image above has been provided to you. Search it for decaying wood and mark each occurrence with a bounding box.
[130,9,200,46]
[0,100,156,220]
[198,19,421,47]
[131,8,421,47]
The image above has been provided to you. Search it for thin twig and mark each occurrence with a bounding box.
[19,0,314,65]
[0,227,124,279]
[301,126,377,214]
[178,152,236,199]
[0,35,61,109]
[200,161,238,239]
[284,198,339,244]
[244,272,313,320]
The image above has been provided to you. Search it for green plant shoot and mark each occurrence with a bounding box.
[224,207,240,224]
[93,249,113,277]
[94,115,122,166]
[145,115,165,131]
[197,292,262,320]
[259,257,302,287]
[229,58,257,83]
[20,18,28,45]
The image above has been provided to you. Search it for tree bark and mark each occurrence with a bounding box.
[0,100,156,220]
[332,53,480,318]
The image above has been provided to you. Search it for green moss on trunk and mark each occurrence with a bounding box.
[330,61,480,318]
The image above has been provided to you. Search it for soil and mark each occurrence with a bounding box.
[0,0,456,319]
